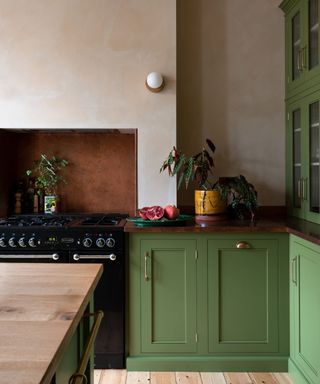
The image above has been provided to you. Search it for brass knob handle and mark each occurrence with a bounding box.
[236,241,251,249]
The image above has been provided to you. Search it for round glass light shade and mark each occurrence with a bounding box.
[146,72,164,92]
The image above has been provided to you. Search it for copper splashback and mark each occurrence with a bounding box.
[0,130,137,216]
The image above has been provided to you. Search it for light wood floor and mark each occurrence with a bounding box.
[94,370,293,384]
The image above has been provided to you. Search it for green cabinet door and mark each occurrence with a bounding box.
[290,236,320,384]
[140,239,197,353]
[208,238,279,353]
[287,91,320,224]
[287,99,305,220]
[281,0,320,98]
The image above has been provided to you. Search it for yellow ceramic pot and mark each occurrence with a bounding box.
[194,190,226,215]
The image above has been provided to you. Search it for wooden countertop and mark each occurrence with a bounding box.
[124,216,320,246]
[0,263,103,384]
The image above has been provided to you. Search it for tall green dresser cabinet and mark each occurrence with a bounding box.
[281,0,320,224]
[280,1,320,383]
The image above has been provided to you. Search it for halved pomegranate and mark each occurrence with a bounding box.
[146,206,165,220]
[138,207,150,219]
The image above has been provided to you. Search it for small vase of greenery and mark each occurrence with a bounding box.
[26,154,68,213]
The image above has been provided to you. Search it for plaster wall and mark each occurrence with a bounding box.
[0,0,177,209]
[178,0,285,206]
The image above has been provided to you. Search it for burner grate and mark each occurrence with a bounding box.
[0,215,74,227]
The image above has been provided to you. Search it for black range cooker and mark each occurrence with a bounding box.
[0,213,127,369]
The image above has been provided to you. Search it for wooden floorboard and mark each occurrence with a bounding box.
[100,369,127,384]
[271,373,294,384]
[224,373,253,384]
[94,371,293,384]
[126,371,150,384]
[151,372,176,384]
[201,372,227,384]
[249,373,278,384]
[176,372,202,384]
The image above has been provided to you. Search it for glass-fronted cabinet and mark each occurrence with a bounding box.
[287,92,320,223]
[309,100,320,213]
[281,0,320,96]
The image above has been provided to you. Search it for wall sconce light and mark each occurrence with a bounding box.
[145,72,165,93]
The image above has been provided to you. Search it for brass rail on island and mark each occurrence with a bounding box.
[68,310,104,384]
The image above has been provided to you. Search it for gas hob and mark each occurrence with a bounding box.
[0,213,128,251]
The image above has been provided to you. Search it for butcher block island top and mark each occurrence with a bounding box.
[0,263,103,384]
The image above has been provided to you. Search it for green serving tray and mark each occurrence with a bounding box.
[126,214,194,227]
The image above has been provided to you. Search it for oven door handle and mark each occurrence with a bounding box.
[0,253,60,260]
[73,253,117,261]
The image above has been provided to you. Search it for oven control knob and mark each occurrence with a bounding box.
[8,237,17,248]
[28,237,37,248]
[0,238,6,247]
[82,238,93,248]
[96,238,105,248]
[18,237,27,248]
[106,237,115,248]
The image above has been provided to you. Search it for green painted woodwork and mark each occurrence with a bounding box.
[208,239,278,353]
[55,299,94,384]
[281,0,320,99]
[140,239,197,353]
[127,233,289,371]
[54,327,79,384]
[286,90,320,224]
[282,0,320,224]
[289,235,320,384]
[126,356,288,372]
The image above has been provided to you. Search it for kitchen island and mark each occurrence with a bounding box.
[0,263,103,384]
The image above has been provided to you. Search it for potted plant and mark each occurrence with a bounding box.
[160,139,227,221]
[217,175,258,222]
[26,154,68,213]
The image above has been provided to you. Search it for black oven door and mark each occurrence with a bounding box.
[0,251,69,263]
[69,250,125,369]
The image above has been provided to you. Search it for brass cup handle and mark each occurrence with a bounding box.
[236,241,251,249]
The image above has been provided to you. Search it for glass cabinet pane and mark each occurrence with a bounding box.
[309,0,319,69]
[292,12,301,80]
[310,102,320,213]
[293,109,302,208]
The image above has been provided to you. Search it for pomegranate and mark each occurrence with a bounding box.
[145,206,165,220]
[138,207,150,219]
[164,205,180,220]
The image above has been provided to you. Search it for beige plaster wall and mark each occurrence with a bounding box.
[178,0,285,206]
[0,0,176,209]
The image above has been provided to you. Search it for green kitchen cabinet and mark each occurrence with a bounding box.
[208,238,280,354]
[280,0,320,98]
[140,238,197,353]
[286,91,320,223]
[289,235,320,384]
[127,233,289,371]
